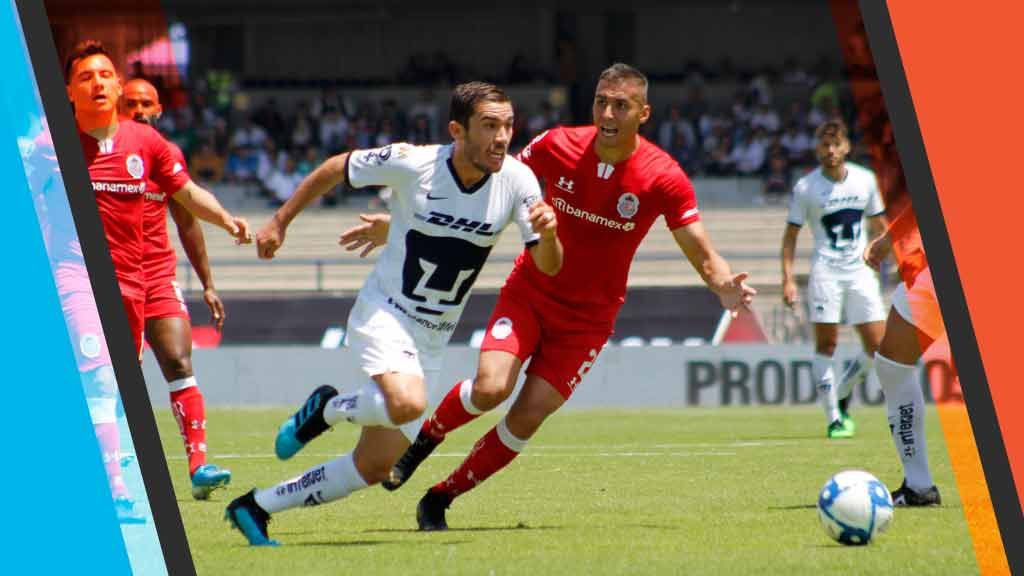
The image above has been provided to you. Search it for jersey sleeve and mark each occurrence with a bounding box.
[148,133,190,193]
[865,171,885,216]
[515,128,555,178]
[660,168,701,230]
[346,143,415,189]
[510,166,543,246]
[786,179,807,226]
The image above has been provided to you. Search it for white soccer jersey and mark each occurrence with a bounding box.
[787,162,885,277]
[347,142,542,349]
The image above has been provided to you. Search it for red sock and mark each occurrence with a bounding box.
[432,424,522,499]
[424,379,483,440]
[170,386,207,476]
[95,422,127,498]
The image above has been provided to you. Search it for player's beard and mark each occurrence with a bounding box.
[467,135,505,174]
[133,113,159,126]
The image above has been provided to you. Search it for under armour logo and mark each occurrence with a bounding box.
[596,163,614,179]
[557,176,574,193]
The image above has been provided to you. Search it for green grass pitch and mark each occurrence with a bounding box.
[154,406,978,575]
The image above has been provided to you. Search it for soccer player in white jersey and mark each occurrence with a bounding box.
[225,82,562,546]
[781,120,888,438]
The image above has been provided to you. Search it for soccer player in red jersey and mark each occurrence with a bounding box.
[65,40,250,356]
[347,63,756,530]
[120,78,232,500]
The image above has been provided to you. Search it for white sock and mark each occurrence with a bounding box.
[323,381,395,428]
[837,353,873,401]
[875,353,934,491]
[496,416,529,452]
[167,376,197,393]
[254,453,368,513]
[813,353,839,424]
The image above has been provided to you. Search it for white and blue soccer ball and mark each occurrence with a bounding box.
[817,470,894,545]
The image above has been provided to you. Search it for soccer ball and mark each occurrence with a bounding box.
[817,470,894,545]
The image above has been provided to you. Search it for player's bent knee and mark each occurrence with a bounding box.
[384,388,427,425]
[471,381,512,411]
[160,355,193,382]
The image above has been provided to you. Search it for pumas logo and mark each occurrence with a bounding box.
[596,162,615,180]
[556,177,575,193]
[616,192,639,219]
[126,154,144,179]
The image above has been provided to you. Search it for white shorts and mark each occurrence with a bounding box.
[891,267,945,340]
[346,294,448,442]
[808,266,887,325]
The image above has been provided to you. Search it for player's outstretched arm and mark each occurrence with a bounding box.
[169,199,225,330]
[673,221,756,316]
[338,213,390,258]
[780,224,801,309]
[171,179,251,245]
[257,152,350,260]
[526,200,562,275]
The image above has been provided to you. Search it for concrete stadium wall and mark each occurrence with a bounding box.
[142,344,960,409]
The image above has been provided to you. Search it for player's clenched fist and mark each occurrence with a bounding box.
[256,219,286,260]
[528,200,557,238]
[229,216,253,245]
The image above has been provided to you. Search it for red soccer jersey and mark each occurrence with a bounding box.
[142,141,188,284]
[510,126,700,324]
[80,121,189,300]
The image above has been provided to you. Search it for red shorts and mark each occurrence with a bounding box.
[481,284,613,400]
[144,277,190,321]
[122,295,145,361]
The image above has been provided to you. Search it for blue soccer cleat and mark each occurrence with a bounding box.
[114,495,147,525]
[225,490,279,546]
[275,385,338,460]
[191,464,232,500]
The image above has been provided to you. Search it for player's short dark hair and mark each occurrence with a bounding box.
[815,119,849,142]
[449,82,510,129]
[598,63,649,102]
[64,39,112,84]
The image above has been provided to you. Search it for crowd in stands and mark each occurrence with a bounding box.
[149,56,865,207]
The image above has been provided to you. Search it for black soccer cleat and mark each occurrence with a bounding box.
[417,489,452,531]
[891,480,942,507]
[382,431,442,491]
[275,385,339,460]
[837,395,852,419]
[225,489,279,546]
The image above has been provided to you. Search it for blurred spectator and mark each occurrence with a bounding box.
[730,131,766,175]
[255,139,283,185]
[704,134,735,176]
[189,141,225,184]
[667,131,696,174]
[658,104,697,153]
[780,122,813,165]
[375,118,396,147]
[408,115,432,145]
[265,156,304,207]
[231,115,268,150]
[297,146,323,177]
[254,98,287,145]
[527,102,559,139]
[290,103,316,150]
[352,117,373,149]
[319,107,349,154]
[762,153,791,204]
[225,146,259,184]
[750,102,781,133]
[409,90,441,141]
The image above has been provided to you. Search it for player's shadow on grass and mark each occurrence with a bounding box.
[365,524,562,534]
[291,539,407,548]
[768,504,817,511]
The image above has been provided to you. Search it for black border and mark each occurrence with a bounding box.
[15,1,196,573]
[860,0,1023,568]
